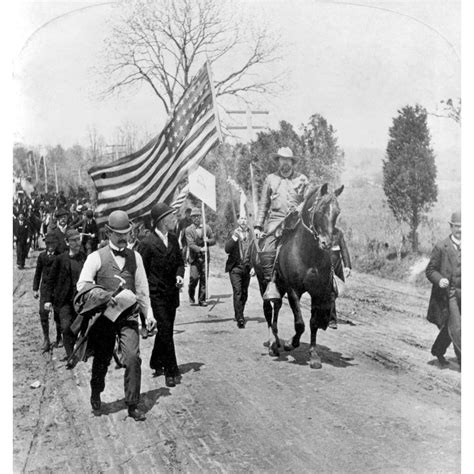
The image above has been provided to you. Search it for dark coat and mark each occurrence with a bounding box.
[13,219,30,244]
[224,230,251,273]
[139,231,185,308]
[33,251,57,293]
[426,236,461,328]
[45,251,86,308]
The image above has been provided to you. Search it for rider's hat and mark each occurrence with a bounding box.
[271,147,299,162]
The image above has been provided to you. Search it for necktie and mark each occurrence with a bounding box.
[112,248,126,257]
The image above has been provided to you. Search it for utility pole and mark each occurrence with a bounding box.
[226,107,269,217]
[54,163,59,193]
[42,155,48,194]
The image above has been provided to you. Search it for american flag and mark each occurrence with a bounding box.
[89,62,222,224]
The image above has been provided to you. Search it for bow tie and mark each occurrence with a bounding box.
[111,248,126,257]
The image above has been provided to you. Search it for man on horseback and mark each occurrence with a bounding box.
[254,147,309,300]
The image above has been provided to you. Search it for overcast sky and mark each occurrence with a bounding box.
[12,0,462,153]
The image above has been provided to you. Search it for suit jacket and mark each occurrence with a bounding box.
[13,219,30,243]
[185,223,216,264]
[45,251,86,308]
[426,236,461,328]
[33,251,57,293]
[139,231,185,308]
[224,230,251,273]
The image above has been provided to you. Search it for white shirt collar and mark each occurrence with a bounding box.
[155,228,168,246]
[451,235,461,247]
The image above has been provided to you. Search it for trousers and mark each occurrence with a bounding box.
[89,316,141,406]
[149,299,179,376]
[229,265,251,321]
[189,259,207,303]
[57,303,77,357]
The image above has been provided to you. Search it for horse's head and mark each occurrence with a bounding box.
[302,183,343,250]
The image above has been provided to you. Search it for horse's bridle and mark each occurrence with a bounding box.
[301,198,323,241]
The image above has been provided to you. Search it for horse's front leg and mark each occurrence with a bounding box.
[284,289,305,351]
[309,300,322,369]
[265,299,283,356]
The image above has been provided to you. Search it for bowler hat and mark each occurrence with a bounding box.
[151,202,174,224]
[271,147,299,162]
[190,207,201,216]
[106,210,132,234]
[449,211,461,225]
[55,208,69,218]
[44,234,58,245]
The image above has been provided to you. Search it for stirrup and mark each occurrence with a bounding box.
[263,281,281,301]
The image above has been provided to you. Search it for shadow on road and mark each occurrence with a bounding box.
[98,387,171,416]
[271,342,356,368]
[176,316,267,326]
[179,361,205,374]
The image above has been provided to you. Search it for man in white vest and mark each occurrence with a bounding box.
[77,210,154,421]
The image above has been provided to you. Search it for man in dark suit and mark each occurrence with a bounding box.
[225,215,252,328]
[139,203,185,388]
[328,227,352,329]
[426,211,461,367]
[44,229,86,359]
[33,234,62,351]
[46,208,69,254]
[185,207,216,306]
[13,212,30,269]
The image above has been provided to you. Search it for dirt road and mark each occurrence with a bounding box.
[13,248,460,473]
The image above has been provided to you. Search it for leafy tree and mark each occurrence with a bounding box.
[383,105,437,252]
[300,114,344,184]
[100,0,281,113]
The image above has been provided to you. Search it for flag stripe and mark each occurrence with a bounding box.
[95,112,216,202]
[90,61,221,224]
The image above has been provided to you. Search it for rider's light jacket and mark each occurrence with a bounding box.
[256,171,309,234]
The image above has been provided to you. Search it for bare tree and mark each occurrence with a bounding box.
[99,0,282,113]
[429,97,461,124]
[86,125,106,164]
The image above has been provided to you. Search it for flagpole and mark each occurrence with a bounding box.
[201,200,209,301]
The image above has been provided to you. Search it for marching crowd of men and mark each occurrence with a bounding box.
[13,146,461,421]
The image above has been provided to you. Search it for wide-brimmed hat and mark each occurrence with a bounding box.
[449,211,461,225]
[271,147,299,162]
[105,210,132,234]
[151,202,174,224]
[190,207,201,217]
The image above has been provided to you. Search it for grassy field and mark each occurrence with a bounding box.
[337,147,461,284]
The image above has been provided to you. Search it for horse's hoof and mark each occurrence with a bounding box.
[283,341,293,352]
[310,358,322,369]
[269,343,280,357]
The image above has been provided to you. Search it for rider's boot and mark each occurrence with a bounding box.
[40,319,50,352]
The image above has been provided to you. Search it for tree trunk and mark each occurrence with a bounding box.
[410,212,419,252]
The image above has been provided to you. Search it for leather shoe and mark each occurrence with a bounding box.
[128,405,146,421]
[165,376,176,387]
[328,320,338,329]
[198,301,208,307]
[437,355,450,366]
[189,295,195,304]
[90,392,101,411]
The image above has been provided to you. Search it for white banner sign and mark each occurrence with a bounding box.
[188,166,216,211]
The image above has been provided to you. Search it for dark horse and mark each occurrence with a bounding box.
[250,183,344,369]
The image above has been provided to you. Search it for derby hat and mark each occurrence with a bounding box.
[55,208,69,218]
[190,207,201,216]
[106,210,132,234]
[449,211,461,225]
[271,147,299,162]
[151,202,174,224]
